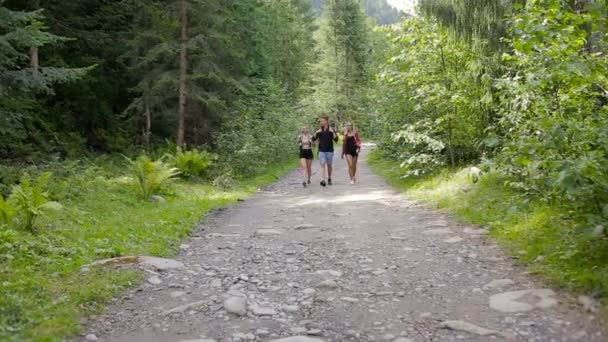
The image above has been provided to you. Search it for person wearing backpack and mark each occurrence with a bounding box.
[313,115,339,187]
[341,122,362,185]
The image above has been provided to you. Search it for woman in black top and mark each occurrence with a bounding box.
[341,122,362,184]
[297,126,314,187]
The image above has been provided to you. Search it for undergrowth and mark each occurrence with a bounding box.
[0,156,296,341]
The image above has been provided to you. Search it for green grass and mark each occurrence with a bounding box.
[0,158,297,341]
[369,150,608,305]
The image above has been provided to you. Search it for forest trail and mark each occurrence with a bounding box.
[86,146,605,342]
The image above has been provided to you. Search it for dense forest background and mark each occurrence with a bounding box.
[0,0,402,163]
[2,0,608,340]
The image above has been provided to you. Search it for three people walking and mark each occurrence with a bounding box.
[297,115,361,187]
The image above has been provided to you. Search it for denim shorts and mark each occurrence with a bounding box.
[318,152,334,165]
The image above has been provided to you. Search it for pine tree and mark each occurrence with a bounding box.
[309,0,371,121]
[0,3,90,156]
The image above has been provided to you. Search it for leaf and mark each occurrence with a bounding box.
[39,201,63,211]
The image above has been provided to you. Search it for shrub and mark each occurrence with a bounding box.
[0,195,15,224]
[126,155,179,200]
[166,147,216,178]
[8,172,63,232]
[212,171,237,190]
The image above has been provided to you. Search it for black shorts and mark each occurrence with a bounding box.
[299,148,313,160]
[346,148,358,157]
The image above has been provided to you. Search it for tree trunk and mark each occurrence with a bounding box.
[30,47,39,74]
[177,0,188,147]
[30,0,40,74]
[144,101,151,147]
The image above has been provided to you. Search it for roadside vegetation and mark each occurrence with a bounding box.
[370,151,608,305]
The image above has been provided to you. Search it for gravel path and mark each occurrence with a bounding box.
[85,145,606,342]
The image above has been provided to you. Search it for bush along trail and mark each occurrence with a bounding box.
[84,148,606,342]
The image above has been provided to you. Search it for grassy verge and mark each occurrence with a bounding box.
[0,158,297,341]
[368,151,608,303]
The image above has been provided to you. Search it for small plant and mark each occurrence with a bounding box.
[0,195,15,224]
[8,172,63,232]
[127,155,179,200]
[212,170,237,190]
[166,147,216,178]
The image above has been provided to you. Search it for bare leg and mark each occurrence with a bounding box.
[321,162,327,180]
[306,159,312,182]
[327,164,333,180]
[346,155,354,180]
[352,156,358,181]
[300,158,308,183]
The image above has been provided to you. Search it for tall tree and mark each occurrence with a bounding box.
[309,0,371,121]
[0,3,89,157]
[177,0,188,147]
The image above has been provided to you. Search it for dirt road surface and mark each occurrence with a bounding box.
[85,145,605,342]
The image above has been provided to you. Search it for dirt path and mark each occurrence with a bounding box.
[86,145,605,342]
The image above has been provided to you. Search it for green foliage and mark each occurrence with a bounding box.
[214,79,301,175]
[126,156,179,200]
[0,156,295,340]
[312,0,405,25]
[166,147,215,179]
[0,194,15,224]
[370,152,608,301]
[308,0,372,120]
[7,172,62,232]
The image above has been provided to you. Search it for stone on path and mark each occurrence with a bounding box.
[578,295,599,313]
[341,297,359,303]
[440,320,504,337]
[85,334,98,341]
[317,279,339,289]
[393,338,413,342]
[444,236,463,243]
[224,296,247,316]
[294,223,316,230]
[423,228,453,235]
[269,337,325,342]
[169,291,185,298]
[147,276,162,285]
[255,228,284,236]
[250,304,277,316]
[483,279,515,290]
[281,304,299,313]
[81,256,184,272]
[315,270,343,277]
[206,233,241,238]
[163,300,207,315]
[489,289,557,313]
[389,236,408,240]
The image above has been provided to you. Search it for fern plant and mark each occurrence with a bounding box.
[166,147,215,178]
[8,173,63,232]
[0,195,15,225]
[127,155,179,200]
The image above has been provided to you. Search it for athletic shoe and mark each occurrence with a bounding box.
[328,178,332,185]
[307,179,311,185]
[350,180,355,185]
[320,180,327,187]
[302,181,307,187]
